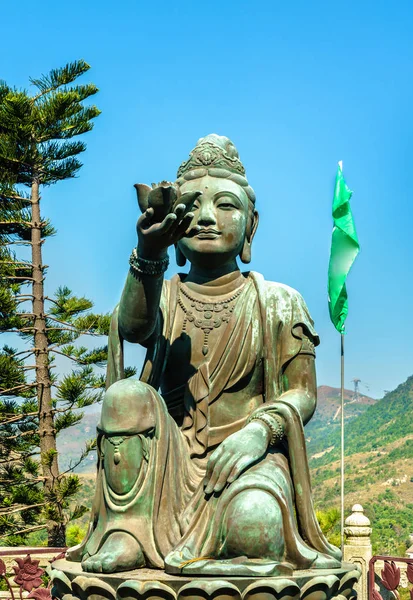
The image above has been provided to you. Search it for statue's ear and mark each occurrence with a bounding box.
[240,209,259,264]
[175,243,187,267]
[134,183,152,213]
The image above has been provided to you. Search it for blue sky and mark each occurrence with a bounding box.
[2,0,412,398]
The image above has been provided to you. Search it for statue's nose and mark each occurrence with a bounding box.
[197,202,216,225]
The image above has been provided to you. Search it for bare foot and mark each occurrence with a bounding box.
[82,531,144,573]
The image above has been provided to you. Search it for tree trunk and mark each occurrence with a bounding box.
[31,180,64,547]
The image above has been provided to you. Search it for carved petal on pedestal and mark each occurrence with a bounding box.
[50,569,74,599]
[71,575,116,600]
[242,578,300,600]
[116,580,177,600]
[338,569,361,598]
[300,575,340,600]
[177,579,241,599]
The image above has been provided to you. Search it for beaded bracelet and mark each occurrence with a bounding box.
[248,412,284,446]
[129,247,169,277]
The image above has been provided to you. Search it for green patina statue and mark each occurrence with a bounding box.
[67,134,341,578]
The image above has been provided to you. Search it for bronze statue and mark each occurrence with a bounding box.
[67,134,341,578]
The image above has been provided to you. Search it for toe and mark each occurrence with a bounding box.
[81,558,92,572]
[101,557,116,574]
[92,559,103,573]
[84,557,102,573]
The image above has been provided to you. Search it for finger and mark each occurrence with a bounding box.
[213,455,240,493]
[156,212,178,235]
[178,190,202,212]
[137,207,154,229]
[164,204,187,237]
[205,455,228,495]
[227,457,252,484]
[174,212,194,239]
[173,203,186,219]
[205,448,223,483]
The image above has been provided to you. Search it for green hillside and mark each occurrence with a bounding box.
[309,375,413,555]
[305,385,376,456]
[309,375,413,466]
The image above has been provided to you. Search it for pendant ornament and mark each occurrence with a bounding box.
[178,284,244,356]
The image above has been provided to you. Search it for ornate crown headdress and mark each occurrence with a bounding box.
[176,134,256,204]
[177,134,246,178]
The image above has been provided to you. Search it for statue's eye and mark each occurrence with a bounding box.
[217,201,236,210]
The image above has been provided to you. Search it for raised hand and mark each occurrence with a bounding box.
[134,182,201,259]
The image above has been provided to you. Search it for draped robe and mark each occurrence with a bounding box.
[68,272,341,576]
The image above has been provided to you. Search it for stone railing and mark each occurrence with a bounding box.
[344,503,372,600]
[0,547,65,600]
[369,556,413,600]
[343,504,413,600]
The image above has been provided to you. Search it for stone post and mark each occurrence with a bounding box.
[344,504,372,600]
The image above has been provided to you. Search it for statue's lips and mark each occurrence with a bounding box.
[194,230,222,239]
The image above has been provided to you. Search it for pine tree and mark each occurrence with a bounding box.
[0,60,118,546]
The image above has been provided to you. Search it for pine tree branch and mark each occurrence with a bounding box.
[7,241,34,246]
[11,349,36,357]
[58,453,89,477]
[13,524,47,535]
[1,327,36,332]
[30,59,92,101]
[0,261,33,266]
[0,477,45,484]
[45,295,63,307]
[0,382,36,394]
[52,403,76,413]
[0,221,32,227]
[0,453,38,464]
[0,411,38,425]
[46,326,100,336]
[0,154,32,167]
[46,326,77,332]
[1,276,35,281]
[0,502,46,516]
[0,192,32,203]
[45,315,75,327]
[5,429,40,441]
[50,348,80,362]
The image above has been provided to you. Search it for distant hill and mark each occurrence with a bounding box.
[309,375,413,555]
[316,385,376,420]
[305,385,376,457]
[309,376,413,465]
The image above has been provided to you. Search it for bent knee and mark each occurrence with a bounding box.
[224,490,284,558]
[227,490,282,530]
[100,379,158,434]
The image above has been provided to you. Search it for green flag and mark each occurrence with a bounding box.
[328,162,359,333]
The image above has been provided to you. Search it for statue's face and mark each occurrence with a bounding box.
[177,175,251,267]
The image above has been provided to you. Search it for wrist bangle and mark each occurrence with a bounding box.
[129,248,169,277]
[248,412,284,446]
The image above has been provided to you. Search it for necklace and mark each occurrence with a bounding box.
[178,283,244,356]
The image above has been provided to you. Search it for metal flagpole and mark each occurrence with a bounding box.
[338,159,345,554]
[340,332,345,553]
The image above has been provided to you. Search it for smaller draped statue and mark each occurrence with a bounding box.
[67,134,341,577]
